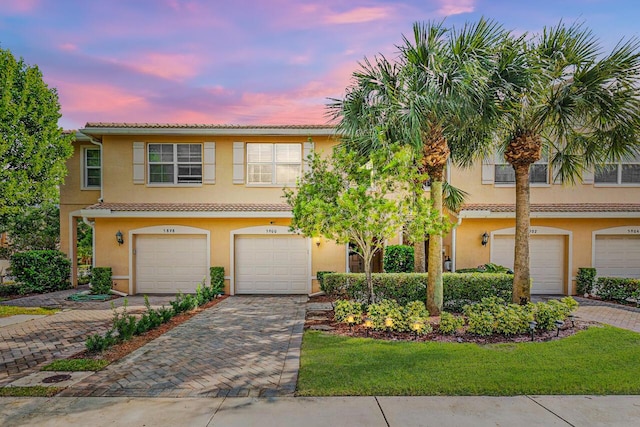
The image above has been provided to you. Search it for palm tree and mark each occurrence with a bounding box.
[329,19,505,314]
[489,22,640,303]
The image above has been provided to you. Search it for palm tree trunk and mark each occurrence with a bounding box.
[513,163,532,304]
[427,179,443,315]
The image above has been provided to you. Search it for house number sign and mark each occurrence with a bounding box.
[266,228,278,234]
[627,228,640,234]
[163,228,176,233]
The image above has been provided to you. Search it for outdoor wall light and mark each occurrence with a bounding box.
[115,230,124,246]
[314,236,321,247]
[481,232,489,246]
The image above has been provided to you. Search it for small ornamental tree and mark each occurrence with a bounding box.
[285,145,445,303]
[0,48,73,216]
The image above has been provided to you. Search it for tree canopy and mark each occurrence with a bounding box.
[0,47,73,215]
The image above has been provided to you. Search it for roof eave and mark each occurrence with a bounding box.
[79,125,338,139]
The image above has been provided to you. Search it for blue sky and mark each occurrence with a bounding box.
[1,0,639,129]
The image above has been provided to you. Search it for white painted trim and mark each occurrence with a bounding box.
[591,225,640,273]
[80,209,292,219]
[112,275,129,280]
[229,225,310,296]
[67,210,83,266]
[81,127,336,137]
[460,211,640,219]
[345,243,351,272]
[128,225,211,295]
[80,146,102,191]
[490,226,573,295]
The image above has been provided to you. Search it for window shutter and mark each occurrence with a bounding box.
[133,142,145,184]
[233,142,245,184]
[303,140,314,173]
[481,157,495,184]
[582,167,595,184]
[203,142,216,184]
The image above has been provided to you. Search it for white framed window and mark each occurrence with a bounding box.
[82,147,101,189]
[494,157,548,185]
[595,151,640,185]
[247,143,301,185]
[148,143,202,184]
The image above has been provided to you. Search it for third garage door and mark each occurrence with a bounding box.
[594,235,640,278]
[492,235,565,294]
[235,235,309,294]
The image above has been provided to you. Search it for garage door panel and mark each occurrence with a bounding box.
[136,235,208,294]
[235,235,309,294]
[492,235,564,294]
[595,236,640,278]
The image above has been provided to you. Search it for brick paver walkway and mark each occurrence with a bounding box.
[573,297,640,333]
[59,295,306,398]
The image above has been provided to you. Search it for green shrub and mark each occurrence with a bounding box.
[0,283,21,296]
[170,292,198,314]
[111,300,137,341]
[403,300,432,334]
[210,267,225,295]
[10,250,71,294]
[85,330,115,353]
[438,311,464,334]
[455,263,513,274]
[316,271,335,293]
[383,245,414,273]
[91,267,113,295]
[576,268,596,295]
[334,299,364,324]
[444,273,513,312]
[366,299,406,331]
[596,277,640,303]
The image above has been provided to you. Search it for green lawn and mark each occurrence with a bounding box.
[0,306,58,317]
[298,326,640,396]
[41,359,109,371]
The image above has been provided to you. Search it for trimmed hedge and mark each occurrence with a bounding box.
[10,250,71,294]
[383,245,414,273]
[210,267,225,295]
[316,271,335,293]
[323,272,513,310]
[576,268,596,295]
[595,277,640,303]
[91,267,112,295]
[0,284,21,297]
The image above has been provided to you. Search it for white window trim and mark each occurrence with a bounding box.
[246,143,302,186]
[147,143,203,186]
[81,146,101,190]
[493,160,550,186]
[594,160,640,187]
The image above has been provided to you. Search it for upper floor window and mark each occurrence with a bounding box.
[83,147,101,188]
[595,151,640,185]
[495,157,548,185]
[148,143,202,184]
[246,143,301,185]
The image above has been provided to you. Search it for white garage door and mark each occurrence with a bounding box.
[492,235,565,294]
[594,235,640,278]
[136,235,208,294]
[235,235,309,294]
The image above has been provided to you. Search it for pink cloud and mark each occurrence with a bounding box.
[53,80,149,116]
[127,53,203,81]
[436,0,475,16]
[58,43,78,52]
[324,6,393,24]
[0,0,40,14]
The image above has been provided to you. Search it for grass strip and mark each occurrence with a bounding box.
[298,326,640,396]
[0,306,58,317]
[0,386,62,397]
[41,359,109,371]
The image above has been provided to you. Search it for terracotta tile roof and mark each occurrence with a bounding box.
[84,202,292,212]
[461,203,640,213]
[84,122,335,130]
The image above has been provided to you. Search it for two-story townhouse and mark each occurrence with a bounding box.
[60,122,640,297]
[450,153,640,295]
[60,123,346,296]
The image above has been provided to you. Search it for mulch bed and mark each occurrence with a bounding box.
[71,296,228,363]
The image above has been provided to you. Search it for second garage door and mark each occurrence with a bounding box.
[594,235,640,278]
[492,235,565,294]
[136,234,208,294]
[235,235,309,294]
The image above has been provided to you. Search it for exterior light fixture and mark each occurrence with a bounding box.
[554,319,564,337]
[385,317,394,337]
[528,320,537,341]
[346,314,355,331]
[115,230,124,246]
[363,317,373,337]
[314,236,321,247]
[411,320,424,340]
[568,314,576,328]
[481,232,489,246]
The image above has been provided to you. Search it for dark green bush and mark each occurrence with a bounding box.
[596,277,640,302]
[383,245,414,273]
[316,271,335,293]
[10,250,71,294]
[85,331,115,353]
[576,268,596,295]
[91,267,113,295]
[455,263,513,274]
[210,267,225,295]
[323,272,513,310]
[0,284,21,296]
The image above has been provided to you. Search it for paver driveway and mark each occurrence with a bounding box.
[60,296,306,398]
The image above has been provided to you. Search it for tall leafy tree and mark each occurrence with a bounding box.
[0,48,73,215]
[0,202,60,254]
[329,19,505,314]
[284,146,442,303]
[489,22,640,303]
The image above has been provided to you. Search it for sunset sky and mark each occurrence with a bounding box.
[1,0,639,129]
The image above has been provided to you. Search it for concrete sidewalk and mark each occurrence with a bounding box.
[2,395,640,426]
